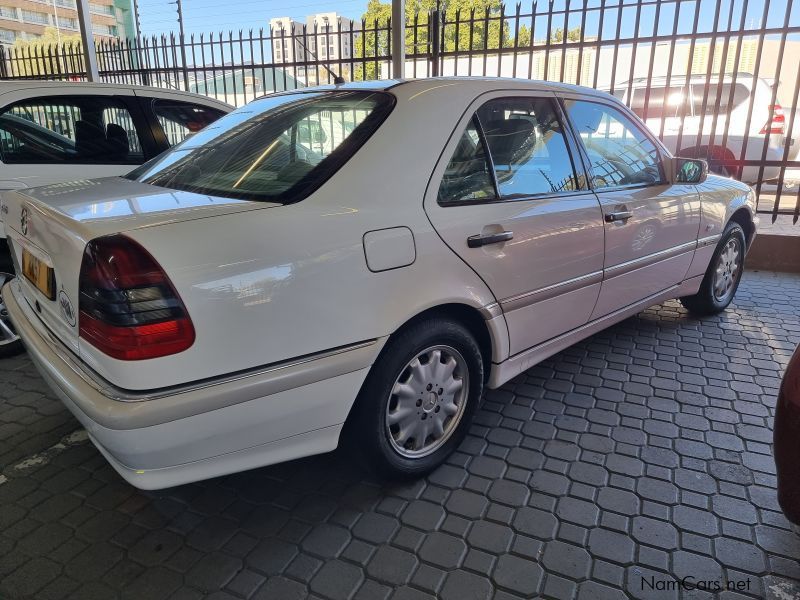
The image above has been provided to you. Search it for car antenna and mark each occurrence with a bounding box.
[292,29,346,85]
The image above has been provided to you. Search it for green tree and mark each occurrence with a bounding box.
[353,0,507,80]
[10,28,82,77]
[550,26,582,43]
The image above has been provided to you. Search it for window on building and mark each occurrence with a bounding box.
[92,23,117,36]
[90,3,114,15]
[0,7,18,20]
[21,10,49,25]
[59,16,78,29]
[0,29,15,43]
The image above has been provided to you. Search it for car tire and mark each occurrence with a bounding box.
[0,273,24,358]
[346,317,484,479]
[680,222,746,316]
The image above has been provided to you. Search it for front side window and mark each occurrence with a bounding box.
[565,99,663,189]
[152,99,226,146]
[129,91,393,203]
[0,96,144,165]
[477,97,578,197]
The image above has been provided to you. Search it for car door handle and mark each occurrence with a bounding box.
[467,231,513,248]
[605,211,633,223]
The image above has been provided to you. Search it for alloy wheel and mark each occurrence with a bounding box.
[0,273,20,350]
[385,345,469,459]
[712,238,741,303]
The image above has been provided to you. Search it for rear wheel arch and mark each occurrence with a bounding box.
[383,303,494,384]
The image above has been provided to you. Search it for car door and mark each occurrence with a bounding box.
[0,90,156,190]
[425,93,605,356]
[561,96,701,318]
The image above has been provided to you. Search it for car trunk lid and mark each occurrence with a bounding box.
[1,177,279,355]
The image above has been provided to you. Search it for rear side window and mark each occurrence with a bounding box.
[565,99,663,189]
[476,97,578,198]
[130,91,394,203]
[438,117,496,204]
[152,99,226,146]
[690,82,749,115]
[0,96,144,164]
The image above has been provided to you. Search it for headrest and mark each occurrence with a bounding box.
[105,123,129,161]
[75,120,106,159]
[483,119,535,165]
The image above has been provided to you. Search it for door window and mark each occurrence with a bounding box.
[152,99,226,146]
[476,97,579,197]
[0,96,144,164]
[564,100,664,189]
[437,116,497,204]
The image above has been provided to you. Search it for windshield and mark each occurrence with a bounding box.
[127,90,394,203]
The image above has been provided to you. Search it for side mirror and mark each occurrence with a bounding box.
[667,157,708,184]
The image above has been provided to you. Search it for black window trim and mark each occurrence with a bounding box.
[129,90,397,205]
[437,94,590,208]
[559,95,670,194]
[0,93,157,166]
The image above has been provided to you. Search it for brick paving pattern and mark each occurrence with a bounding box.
[1,269,800,600]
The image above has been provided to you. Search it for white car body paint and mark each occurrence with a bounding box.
[2,78,757,489]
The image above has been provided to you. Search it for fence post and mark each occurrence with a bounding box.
[0,45,8,79]
[430,8,440,77]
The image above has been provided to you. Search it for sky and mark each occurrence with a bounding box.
[136,0,370,37]
[134,0,798,40]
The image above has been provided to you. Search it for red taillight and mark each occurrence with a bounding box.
[760,104,785,135]
[78,234,195,360]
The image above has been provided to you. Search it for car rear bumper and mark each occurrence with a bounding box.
[3,277,378,489]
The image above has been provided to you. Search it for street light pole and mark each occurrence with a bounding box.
[75,0,99,81]
[391,0,404,79]
[170,0,190,90]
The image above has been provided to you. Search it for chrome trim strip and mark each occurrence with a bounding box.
[604,240,697,278]
[499,270,603,312]
[479,302,502,320]
[10,280,377,403]
[697,234,722,248]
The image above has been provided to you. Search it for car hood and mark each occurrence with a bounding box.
[7,176,278,238]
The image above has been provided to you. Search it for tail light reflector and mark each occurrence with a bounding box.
[760,104,785,135]
[79,234,195,360]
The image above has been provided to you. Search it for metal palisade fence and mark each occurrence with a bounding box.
[0,0,799,223]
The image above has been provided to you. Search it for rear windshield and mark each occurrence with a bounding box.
[127,90,394,203]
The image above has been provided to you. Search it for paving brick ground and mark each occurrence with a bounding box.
[1,269,800,600]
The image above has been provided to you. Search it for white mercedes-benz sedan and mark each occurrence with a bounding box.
[1,78,757,489]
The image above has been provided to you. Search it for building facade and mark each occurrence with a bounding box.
[269,12,355,84]
[0,0,134,44]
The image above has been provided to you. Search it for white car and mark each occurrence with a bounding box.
[0,81,231,240]
[1,78,757,489]
[615,74,789,184]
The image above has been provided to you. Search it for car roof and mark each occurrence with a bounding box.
[281,76,616,100]
[0,80,233,109]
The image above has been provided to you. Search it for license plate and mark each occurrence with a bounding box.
[21,249,55,300]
